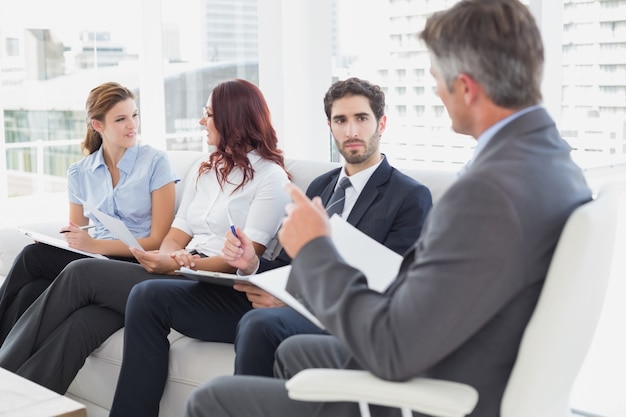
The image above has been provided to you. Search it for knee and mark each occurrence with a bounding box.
[53,258,103,288]
[18,243,41,259]
[125,281,162,317]
[237,309,278,338]
[235,308,284,350]
[58,258,105,279]
[185,377,228,417]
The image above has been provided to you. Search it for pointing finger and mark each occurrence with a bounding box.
[284,183,311,206]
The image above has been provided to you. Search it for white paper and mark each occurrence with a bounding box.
[247,266,324,328]
[16,227,108,259]
[177,265,323,328]
[329,215,403,292]
[82,202,144,250]
[176,217,403,330]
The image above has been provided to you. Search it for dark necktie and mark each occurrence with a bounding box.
[326,177,352,218]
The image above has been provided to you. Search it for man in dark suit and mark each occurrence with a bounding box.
[222,77,433,377]
[185,1,592,417]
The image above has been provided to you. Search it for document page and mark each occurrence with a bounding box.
[248,266,323,328]
[177,265,323,327]
[82,202,144,250]
[176,216,404,330]
[329,215,403,292]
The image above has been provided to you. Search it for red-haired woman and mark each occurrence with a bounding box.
[0,79,291,404]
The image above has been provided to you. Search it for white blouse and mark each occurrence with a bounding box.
[172,151,290,259]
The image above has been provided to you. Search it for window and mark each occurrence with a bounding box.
[1,0,625,210]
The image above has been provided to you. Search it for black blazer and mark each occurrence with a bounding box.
[259,156,432,272]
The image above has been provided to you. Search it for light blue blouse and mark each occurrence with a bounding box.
[67,144,178,240]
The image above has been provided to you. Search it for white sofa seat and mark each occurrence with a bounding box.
[0,150,458,417]
[66,329,236,417]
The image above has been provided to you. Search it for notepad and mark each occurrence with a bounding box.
[177,265,323,327]
[16,227,108,259]
[178,215,404,329]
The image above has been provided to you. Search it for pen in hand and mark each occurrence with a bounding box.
[60,225,96,234]
[226,208,239,238]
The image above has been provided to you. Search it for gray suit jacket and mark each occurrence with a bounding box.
[287,108,592,417]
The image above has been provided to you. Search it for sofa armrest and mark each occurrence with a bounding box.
[0,223,64,280]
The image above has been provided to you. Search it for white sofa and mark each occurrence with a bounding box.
[0,150,464,417]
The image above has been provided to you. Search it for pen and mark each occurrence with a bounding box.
[226,208,239,238]
[60,225,96,234]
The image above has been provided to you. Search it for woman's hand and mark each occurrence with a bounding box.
[221,228,259,275]
[130,248,180,274]
[62,222,97,252]
[170,249,201,269]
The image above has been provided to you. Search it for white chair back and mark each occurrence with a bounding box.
[501,184,621,417]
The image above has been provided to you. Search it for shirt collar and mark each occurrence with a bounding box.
[337,154,385,195]
[87,144,139,174]
[472,104,542,161]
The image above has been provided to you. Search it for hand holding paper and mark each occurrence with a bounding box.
[133,248,179,274]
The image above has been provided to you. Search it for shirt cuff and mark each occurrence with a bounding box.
[237,256,260,276]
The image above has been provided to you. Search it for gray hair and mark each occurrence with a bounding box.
[420,0,544,108]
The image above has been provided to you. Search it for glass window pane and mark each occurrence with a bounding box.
[0,0,141,199]
[160,0,259,152]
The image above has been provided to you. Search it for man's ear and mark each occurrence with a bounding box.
[377,114,388,136]
[457,73,480,105]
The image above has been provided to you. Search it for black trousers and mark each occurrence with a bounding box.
[0,243,89,344]
[0,258,180,394]
[0,243,136,346]
[109,279,252,417]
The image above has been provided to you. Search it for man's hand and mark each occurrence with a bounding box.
[131,247,179,274]
[233,281,285,308]
[221,228,259,275]
[278,183,331,259]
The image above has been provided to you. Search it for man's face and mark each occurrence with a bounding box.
[329,95,385,165]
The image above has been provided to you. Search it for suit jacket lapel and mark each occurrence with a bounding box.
[320,173,340,207]
[345,157,392,227]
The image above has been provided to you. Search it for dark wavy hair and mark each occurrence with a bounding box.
[199,79,289,192]
[82,82,135,155]
[323,77,386,122]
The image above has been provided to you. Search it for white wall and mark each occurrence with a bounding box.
[258,0,333,162]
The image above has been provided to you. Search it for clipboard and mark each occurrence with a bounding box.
[176,267,243,286]
[176,216,404,330]
[16,226,108,260]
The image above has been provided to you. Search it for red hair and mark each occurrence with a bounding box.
[199,79,290,191]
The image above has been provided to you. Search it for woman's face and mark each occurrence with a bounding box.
[92,98,139,150]
[199,98,220,147]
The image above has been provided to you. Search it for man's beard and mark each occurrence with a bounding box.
[337,133,380,164]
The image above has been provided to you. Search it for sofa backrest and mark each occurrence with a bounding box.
[167,151,458,210]
[285,158,456,203]
[166,150,208,211]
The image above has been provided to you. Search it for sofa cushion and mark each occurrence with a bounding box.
[68,328,235,414]
[1,151,460,417]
